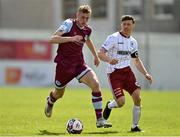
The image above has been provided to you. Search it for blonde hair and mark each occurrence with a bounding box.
[78,5,92,14]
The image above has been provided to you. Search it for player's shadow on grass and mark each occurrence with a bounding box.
[38,130,65,135]
[84,130,119,135]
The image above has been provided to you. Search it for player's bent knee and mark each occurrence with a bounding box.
[134,96,141,105]
[137,97,141,103]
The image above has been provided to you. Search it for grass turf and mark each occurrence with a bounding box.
[0,87,180,136]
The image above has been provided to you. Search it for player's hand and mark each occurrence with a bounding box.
[71,35,83,43]
[145,73,153,84]
[109,59,118,65]
[94,57,100,67]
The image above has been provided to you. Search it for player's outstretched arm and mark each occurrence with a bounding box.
[133,58,153,84]
[49,30,83,44]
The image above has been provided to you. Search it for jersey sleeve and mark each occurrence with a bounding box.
[87,32,91,40]
[86,28,92,40]
[130,39,139,58]
[57,19,73,33]
[101,35,115,51]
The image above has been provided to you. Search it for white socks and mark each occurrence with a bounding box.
[108,100,118,109]
[107,101,141,128]
[132,105,141,128]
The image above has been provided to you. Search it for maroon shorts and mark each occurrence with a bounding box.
[54,61,91,89]
[108,66,141,99]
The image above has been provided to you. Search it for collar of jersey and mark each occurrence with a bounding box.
[119,31,130,38]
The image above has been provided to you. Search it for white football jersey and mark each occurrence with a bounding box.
[102,32,139,73]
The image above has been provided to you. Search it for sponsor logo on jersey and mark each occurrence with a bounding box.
[118,42,124,44]
[117,50,131,55]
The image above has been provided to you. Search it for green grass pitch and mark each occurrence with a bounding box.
[0,87,180,136]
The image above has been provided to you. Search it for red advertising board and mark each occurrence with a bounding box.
[0,41,16,59]
[0,40,52,60]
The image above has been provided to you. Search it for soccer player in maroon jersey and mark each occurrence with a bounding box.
[98,15,153,131]
[44,5,111,128]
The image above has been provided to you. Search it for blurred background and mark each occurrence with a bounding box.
[0,0,180,90]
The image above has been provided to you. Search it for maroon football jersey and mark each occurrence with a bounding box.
[54,19,92,64]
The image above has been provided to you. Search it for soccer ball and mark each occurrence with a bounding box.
[66,118,83,134]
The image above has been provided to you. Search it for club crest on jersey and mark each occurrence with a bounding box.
[131,41,134,46]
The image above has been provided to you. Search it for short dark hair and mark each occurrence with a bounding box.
[121,15,135,24]
[78,5,92,14]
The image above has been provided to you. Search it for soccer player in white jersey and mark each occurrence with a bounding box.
[98,15,153,132]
